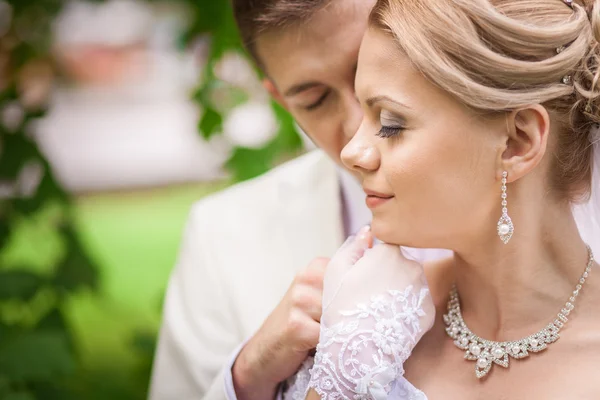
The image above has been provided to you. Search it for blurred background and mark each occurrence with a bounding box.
[0,1,306,398]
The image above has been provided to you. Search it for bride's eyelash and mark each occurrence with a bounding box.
[376,125,404,138]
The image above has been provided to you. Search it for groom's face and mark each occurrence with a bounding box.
[255,0,375,168]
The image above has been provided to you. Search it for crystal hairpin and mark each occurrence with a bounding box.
[556,45,573,84]
[557,0,574,84]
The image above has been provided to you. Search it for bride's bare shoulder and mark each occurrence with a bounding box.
[423,256,455,308]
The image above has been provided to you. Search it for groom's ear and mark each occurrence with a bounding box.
[263,78,288,110]
[496,105,550,182]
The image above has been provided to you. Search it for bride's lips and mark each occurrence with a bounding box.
[364,188,394,208]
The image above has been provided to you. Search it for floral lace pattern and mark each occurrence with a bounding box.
[305,285,430,400]
[284,360,428,400]
[392,377,428,400]
[283,358,314,400]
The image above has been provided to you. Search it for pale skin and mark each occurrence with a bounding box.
[231,1,376,399]
[306,27,600,399]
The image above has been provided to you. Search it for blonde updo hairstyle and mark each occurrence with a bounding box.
[370,0,600,203]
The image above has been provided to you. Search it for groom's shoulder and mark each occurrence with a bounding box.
[190,150,336,221]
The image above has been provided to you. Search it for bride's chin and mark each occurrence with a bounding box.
[370,219,404,245]
[371,217,433,249]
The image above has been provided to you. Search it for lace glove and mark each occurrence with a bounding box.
[307,228,435,400]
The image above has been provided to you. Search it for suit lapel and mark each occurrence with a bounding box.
[272,152,345,275]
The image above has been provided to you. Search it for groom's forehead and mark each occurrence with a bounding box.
[233,0,334,68]
[255,0,373,86]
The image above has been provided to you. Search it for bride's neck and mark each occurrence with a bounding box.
[451,200,591,342]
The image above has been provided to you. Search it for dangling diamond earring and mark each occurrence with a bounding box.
[497,171,514,244]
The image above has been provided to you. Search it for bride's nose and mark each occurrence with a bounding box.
[341,126,380,174]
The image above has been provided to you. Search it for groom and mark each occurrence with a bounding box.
[149,1,447,399]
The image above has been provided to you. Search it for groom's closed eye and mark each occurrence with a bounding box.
[285,82,331,112]
[303,89,331,111]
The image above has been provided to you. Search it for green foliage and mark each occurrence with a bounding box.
[183,0,244,61]
[182,0,303,181]
[0,1,302,398]
[225,102,303,180]
[0,270,44,301]
[199,106,223,140]
[0,2,103,399]
[0,331,75,381]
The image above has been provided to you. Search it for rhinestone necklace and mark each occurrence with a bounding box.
[443,245,594,379]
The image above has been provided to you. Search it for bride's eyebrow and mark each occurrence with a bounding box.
[366,95,412,109]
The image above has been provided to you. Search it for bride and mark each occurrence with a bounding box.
[286,0,600,398]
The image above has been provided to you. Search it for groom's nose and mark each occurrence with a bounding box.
[340,89,363,141]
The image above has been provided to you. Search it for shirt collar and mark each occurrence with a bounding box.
[338,167,371,237]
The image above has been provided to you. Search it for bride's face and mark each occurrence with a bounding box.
[342,28,507,248]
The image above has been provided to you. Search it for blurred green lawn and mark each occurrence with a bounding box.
[72,182,228,359]
[2,181,228,398]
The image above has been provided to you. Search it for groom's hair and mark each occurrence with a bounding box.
[231,0,331,70]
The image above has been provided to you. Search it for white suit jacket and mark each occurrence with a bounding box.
[149,150,347,400]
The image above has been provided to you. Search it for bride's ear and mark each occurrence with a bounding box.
[496,105,550,182]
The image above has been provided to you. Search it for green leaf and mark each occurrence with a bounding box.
[183,0,243,54]
[12,161,69,215]
[0,375,9,397]
[0,217,10,250]
[52,226,99,293]
[65,367,142,400]
[0,135,37,181]
[53,249,98,294]
[225,146,276,182]
[193,80,225,105]
[195,80,249,113]
[11,196,44,217]
[37,308,74,352]
[36,308,67,332]
[224,100,303,182]
[228,87,250,109]
[29,380,75,400]
[199,108,223,140]
[0,331,74,381]
[2,391,36,400]
[0,321,8,342]
[130,330,156,358]
[0,270,44,301]
[34,161,69,204]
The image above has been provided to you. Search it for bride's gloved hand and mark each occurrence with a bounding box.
[307,226,435,400]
